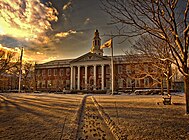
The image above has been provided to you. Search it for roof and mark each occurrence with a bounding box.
[70,52,110,63]
[35,53,154,68]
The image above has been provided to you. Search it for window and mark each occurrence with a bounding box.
[135,65,140,74]
[37,70,41,76]
[42,80,46,88]
[126,65,132,74]
[118,78,123,88]
[106,66,110,74]
[106,79,111,89]
[66,68,70,76]
[37,81,42,88]
[60,69,64,76]
[98,67,101,74]
[47,80,51,88]
[60,80,64,86]
[54,69,58,76]
[118,65,122,74]
[127,78,132,87]
[135,80,140,87]
[48,69,51,76]
[144,77,149,87]
[90,67,93,75]
[66,80,70,87]
[53,80,58,88]
[42,70,45,76]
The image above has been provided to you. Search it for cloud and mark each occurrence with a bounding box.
[62,14,68,21]
[84,18,91,25]
[63,1,72,11]
[0,35,59,63]
[55,30,77,38]
[0,44,20,61]
[36,52,43,55]
[0,0,60,63]
[0,0,58,42]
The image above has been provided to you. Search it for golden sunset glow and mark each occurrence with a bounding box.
[0,0,59,62]
[0,44,19,61]
[0,0,58,40]
[55,30,77,38]
[0,27,5,35]
[0,0,115,63]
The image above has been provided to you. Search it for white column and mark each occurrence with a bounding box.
[94,65,96,90]
[77,66,80,90]
[70,66,73,90]
[73,66,76,89]
[101,64,104,90]
[109,64,112,90]
[85,65,88,90]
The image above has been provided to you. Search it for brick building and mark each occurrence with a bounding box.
[35,30,161,92]
[0,74,18,92]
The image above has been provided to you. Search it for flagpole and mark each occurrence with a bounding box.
[111,38,114,95]
[100,38,114,94]
[18,47,23,93]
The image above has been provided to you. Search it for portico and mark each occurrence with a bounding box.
[70,53,111,90]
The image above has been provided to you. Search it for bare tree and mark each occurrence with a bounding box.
[132,35,176,95]
[21,62,35,92]
[102,0,189,113]
[0,50,18,75]
[116,54,163,92]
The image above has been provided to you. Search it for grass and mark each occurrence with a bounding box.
[0,93,189,140]
[95,94,189,140]
[0,93,83,140]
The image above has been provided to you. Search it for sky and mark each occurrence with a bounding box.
[0,0,129,63]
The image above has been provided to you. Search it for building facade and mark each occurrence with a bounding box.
[0,74,18,92]
[35,30,161,92]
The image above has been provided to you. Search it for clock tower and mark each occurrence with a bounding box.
[90,30,103,55]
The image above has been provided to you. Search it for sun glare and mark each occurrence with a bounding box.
[0,27,5,35]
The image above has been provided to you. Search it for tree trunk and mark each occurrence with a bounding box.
[184,75,189,114]
[167,78,171,96]
[167,66,171,96]
[161,77,164,95]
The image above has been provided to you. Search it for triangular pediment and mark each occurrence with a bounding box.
[70,52,110,63]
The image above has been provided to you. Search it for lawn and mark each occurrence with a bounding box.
[95,94,189,140]
[0,93,83,140]
[0,93,189,140]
